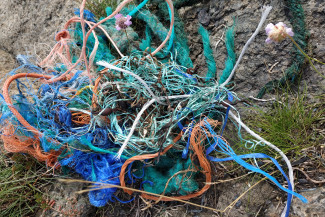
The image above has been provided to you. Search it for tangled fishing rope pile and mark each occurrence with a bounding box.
[0,0,311,216]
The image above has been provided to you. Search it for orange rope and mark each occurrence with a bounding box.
[39,30,72,68]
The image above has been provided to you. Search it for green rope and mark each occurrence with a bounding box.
[74,23,116,66]
[198,25,217,81]
[219,24,236,84]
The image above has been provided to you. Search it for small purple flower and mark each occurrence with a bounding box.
[115,13,132,31]
[265,22,294,44]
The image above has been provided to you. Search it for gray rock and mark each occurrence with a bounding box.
[0,49,16,75]
[291,187,325,217]
[0,0,78,57]
[198,9,210,25]
[184,0,325,99]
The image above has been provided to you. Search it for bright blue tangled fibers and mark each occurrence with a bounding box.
[60,150,124,207]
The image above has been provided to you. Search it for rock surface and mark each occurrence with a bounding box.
[0,49,16,76]
[198,9,210,26]
[265,187,325,217]
[215,179,278,217]
[0,0,78,58]
[36,179,95,217]
[291,187,325,217]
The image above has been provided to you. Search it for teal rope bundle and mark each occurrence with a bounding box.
[170,10,193,68]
